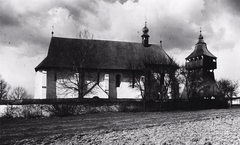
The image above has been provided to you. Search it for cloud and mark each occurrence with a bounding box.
[103,0,139,4]
[222,0,240,15]
[1,0,239,55]
[0,1,51,52]
[0,0,103,55]
[54,0,98,22]
[0,10,21,27]
[89,0,206,50]
[0,1,21,27]
[0,0,206,52]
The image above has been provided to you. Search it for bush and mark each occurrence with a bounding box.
[119,103,143,112]
[3,105,45,118]
[45,104,122,117]
[45,104,78,117]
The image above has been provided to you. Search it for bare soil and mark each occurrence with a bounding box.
[1,108,240,144]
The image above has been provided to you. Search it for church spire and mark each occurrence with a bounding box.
[141,21,150,47]
[197,27,204,43]
[51,26,54,37]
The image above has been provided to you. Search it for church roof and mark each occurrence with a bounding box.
[35,37,176,71]
[186,34,216,59]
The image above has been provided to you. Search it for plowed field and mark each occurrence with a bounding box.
[1,108,240,144]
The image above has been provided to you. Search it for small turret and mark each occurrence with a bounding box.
[197,29,204,44]
[141,22,150,47]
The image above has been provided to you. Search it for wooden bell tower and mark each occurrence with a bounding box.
[182,30,220,99]
[185,30,217,81]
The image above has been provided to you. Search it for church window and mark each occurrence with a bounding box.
[132,73,135,88]
[97,71,100,84]
[54,71,57,81]
[116,74,121,87]
[140,76,145,82]
[42,71,47,98]
[42,71,47,88]
[104,74,109,93]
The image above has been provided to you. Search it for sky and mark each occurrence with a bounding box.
[0,0,240,96]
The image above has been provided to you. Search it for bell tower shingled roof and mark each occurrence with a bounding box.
[186,30,216,59]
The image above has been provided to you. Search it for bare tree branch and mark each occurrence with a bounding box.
[0,75,10,101]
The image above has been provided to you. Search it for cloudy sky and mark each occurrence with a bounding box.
[0,0,240,96]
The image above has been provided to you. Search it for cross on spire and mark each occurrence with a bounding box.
[51,26,54,37]
[199,27,203,39]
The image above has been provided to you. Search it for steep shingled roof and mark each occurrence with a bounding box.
[35,37,176,71]
[186,34,216,59]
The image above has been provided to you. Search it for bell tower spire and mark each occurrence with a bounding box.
[141,21,150,47]
[198,27,204,43]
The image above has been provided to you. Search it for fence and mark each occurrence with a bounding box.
[0,98,229,112]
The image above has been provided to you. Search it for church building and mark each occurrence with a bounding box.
[34,24,178,99]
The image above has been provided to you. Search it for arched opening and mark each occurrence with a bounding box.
[116,74,121,87]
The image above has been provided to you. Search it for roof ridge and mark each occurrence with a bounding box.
[52,36,163,46]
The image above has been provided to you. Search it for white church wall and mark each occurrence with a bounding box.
[55,71,109,98]
[116,73,142,99]
[34,71,46,99]
[116,82,142,99]
[84,73,109,98]
[56,71,77,98]
[34,70,143,99]
[56,78,78,98]
[84,82,109,98]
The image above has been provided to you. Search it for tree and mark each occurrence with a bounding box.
[178,66,212,99]
[127,55,178,101]
[126,55,178,111]
[57,30,108,100]
[217,78,238,105]
[8,86,32,100]
[5,87,33,118]
[159,57,179,100]
[0,75,10,101]
[78,29,94,39]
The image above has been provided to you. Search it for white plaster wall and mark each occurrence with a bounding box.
[232,99,240,105]
[115,72,142,99]
[56,80,109,99]
[56,78,77,98]
[34,70,143,99]
[56,72,109,98]
[34,71,46,99]
[116,82,142,99]
[0,105,7,117]
[84,81,109,98]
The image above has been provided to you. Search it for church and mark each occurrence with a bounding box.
[34,24,178,100]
